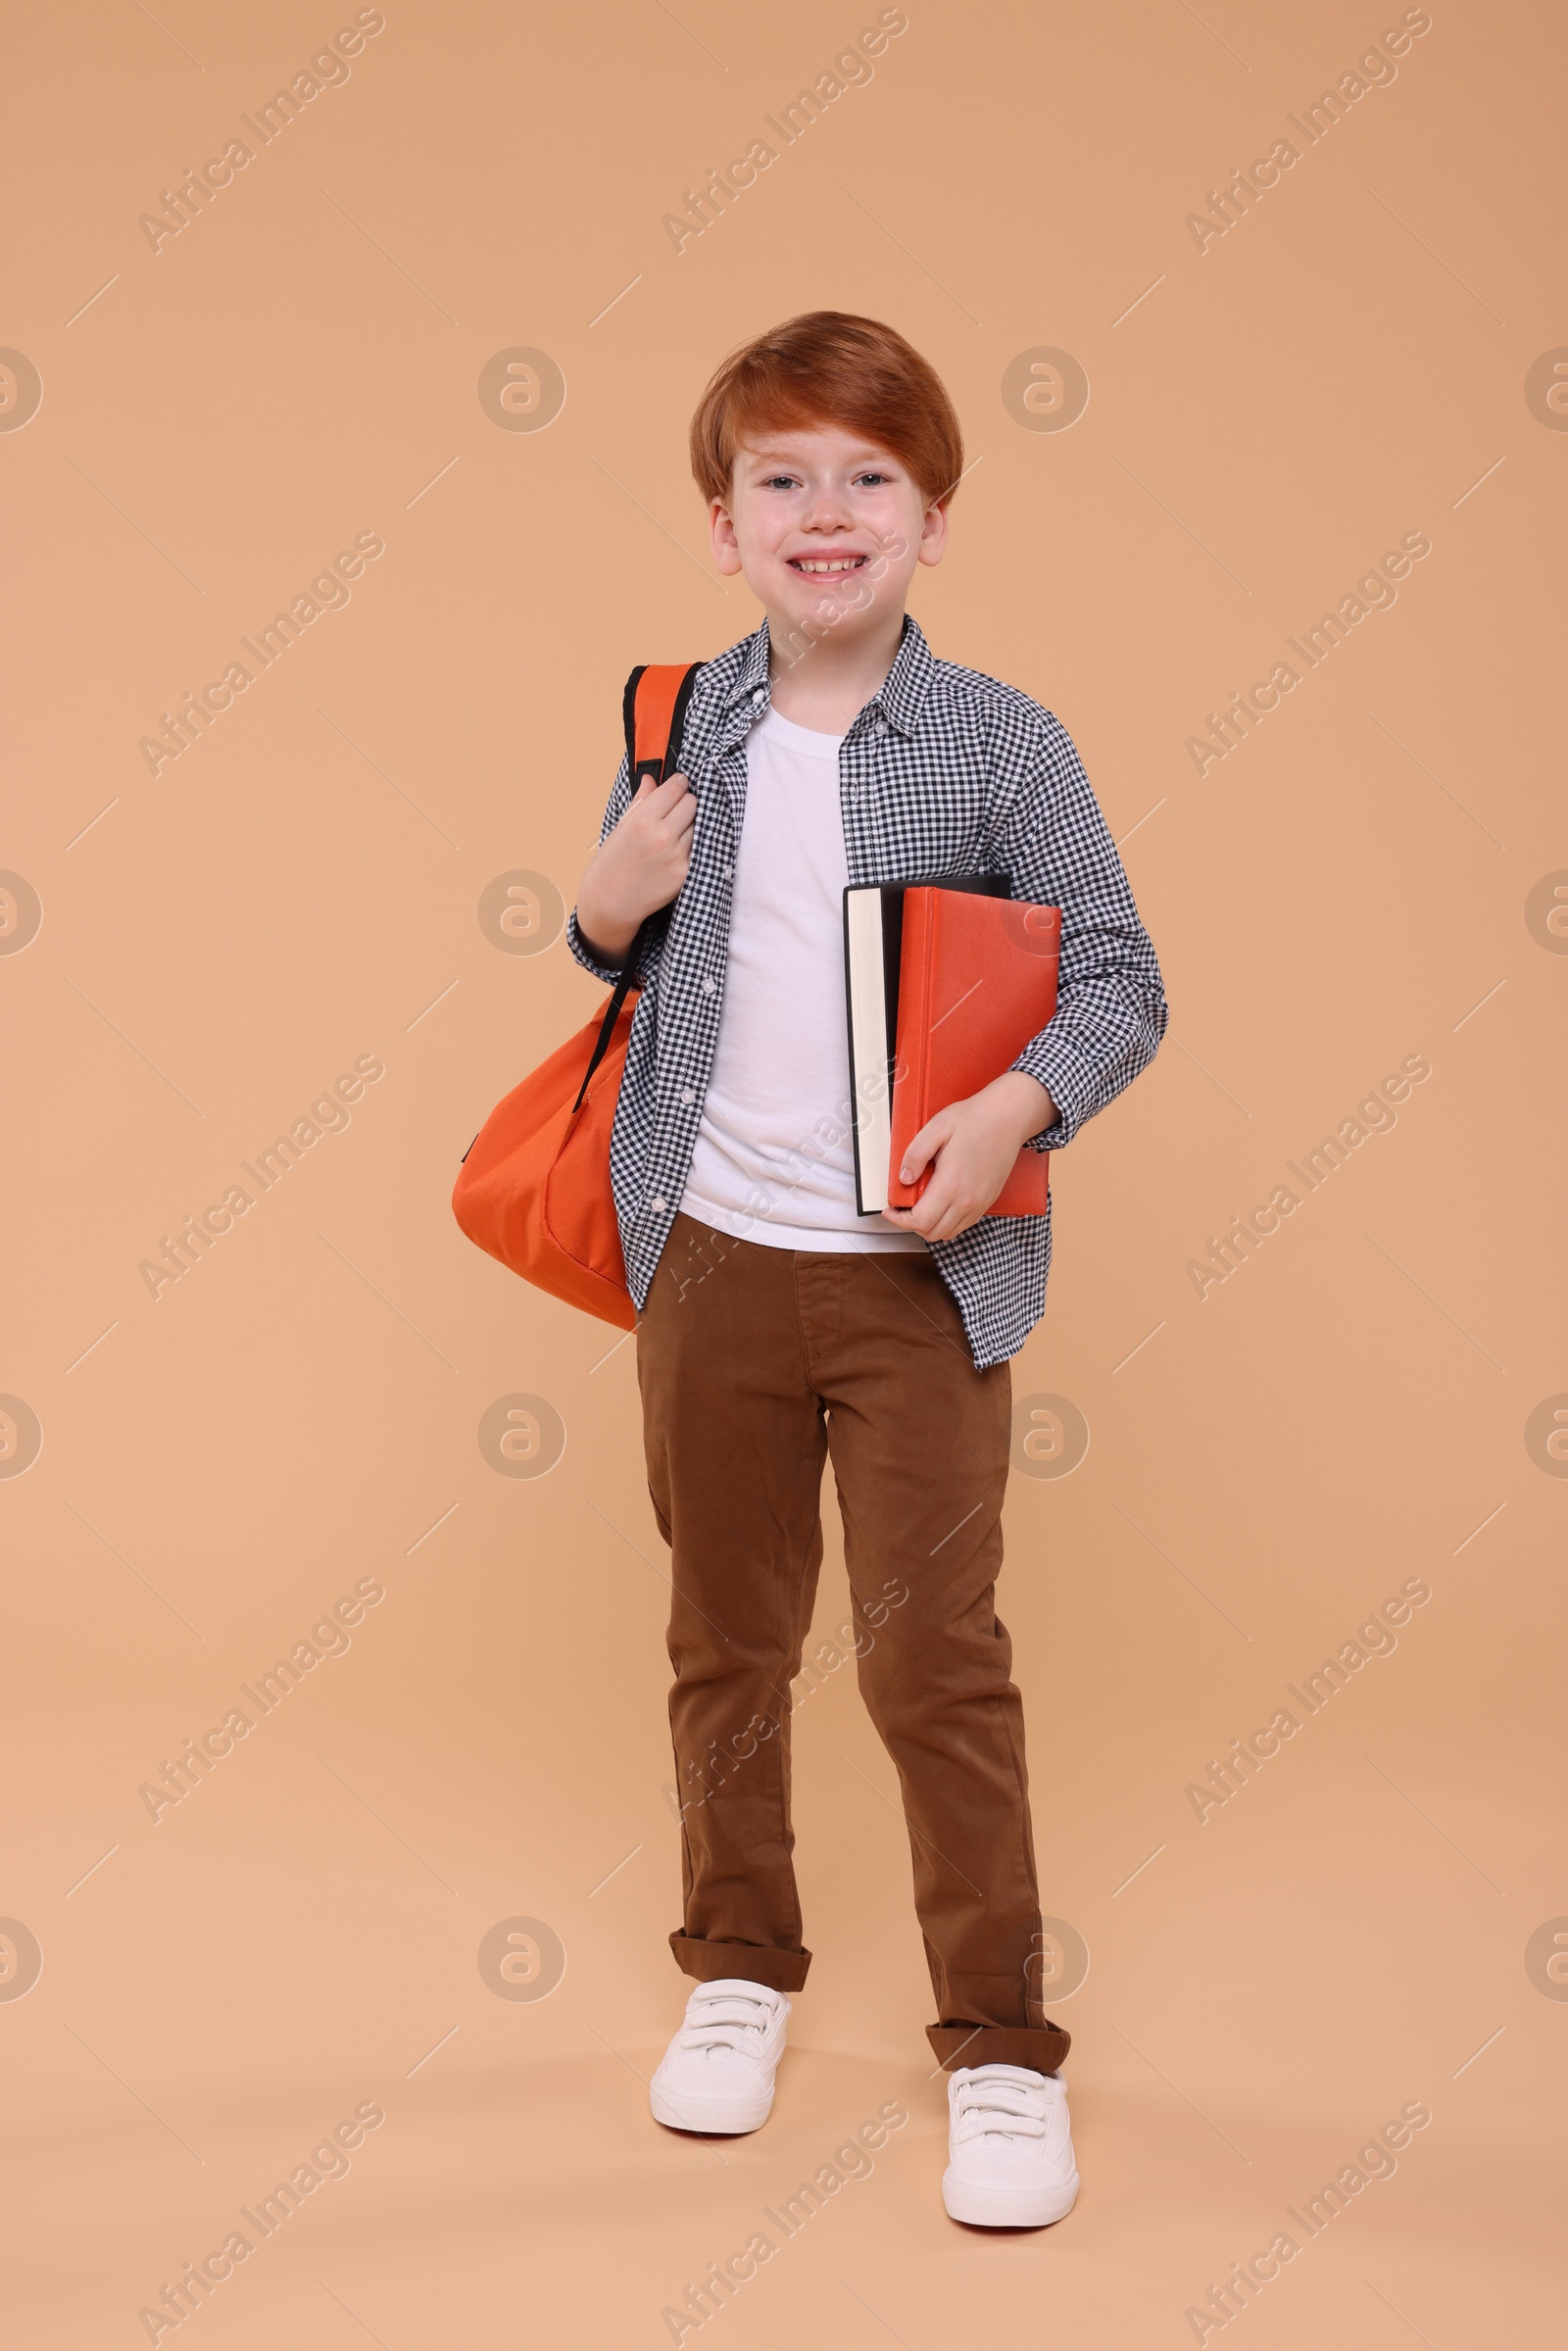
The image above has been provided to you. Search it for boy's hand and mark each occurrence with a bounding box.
[573,771,697,966]
[883,1071,1057,1242]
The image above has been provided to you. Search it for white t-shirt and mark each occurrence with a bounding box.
[679,704,928,1253]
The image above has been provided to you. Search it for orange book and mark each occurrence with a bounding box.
[883,886,1061,1218]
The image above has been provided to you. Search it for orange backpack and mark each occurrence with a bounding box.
[451,661,702,1329]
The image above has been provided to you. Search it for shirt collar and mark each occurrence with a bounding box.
[868,614,936,737]
[724,624,773,711]
[719,612,936,739]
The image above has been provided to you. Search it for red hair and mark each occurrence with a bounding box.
[689,312,964,509]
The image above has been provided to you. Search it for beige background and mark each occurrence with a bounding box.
[4,0,1565,2341]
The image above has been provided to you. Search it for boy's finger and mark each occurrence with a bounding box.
[644,770,693,810]
[897,1114,947,1185]
[643,793,698,850]
[628,773,684,817]
[917,1192,972,1243]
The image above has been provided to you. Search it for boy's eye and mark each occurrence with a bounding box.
[855,470,889,486]
[762,473,800,489]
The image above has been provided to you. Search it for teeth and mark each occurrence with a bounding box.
[794,558,862,573]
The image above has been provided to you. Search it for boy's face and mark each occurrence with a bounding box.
[709,426,947,643]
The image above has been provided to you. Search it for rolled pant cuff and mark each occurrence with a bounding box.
[670,1933,812,1994]
[926,2021,1071,2075]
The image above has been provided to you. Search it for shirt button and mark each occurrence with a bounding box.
[877,718,889,735]
[680,1089,695,1105]
[702,978,714,995]
[652,1196,666,1212]
[721,863,732,879]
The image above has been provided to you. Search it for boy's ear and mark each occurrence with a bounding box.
[709,493,745,576]
[915,497,950,569]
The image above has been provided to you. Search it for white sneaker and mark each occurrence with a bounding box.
[649,1979,790,2133]
[942,2063,1079,2227]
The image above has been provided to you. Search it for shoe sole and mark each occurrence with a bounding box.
[650,2083,773,2134]
[941,2168,1080,2228]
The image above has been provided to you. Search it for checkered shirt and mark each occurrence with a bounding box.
[566,615,1167,1371]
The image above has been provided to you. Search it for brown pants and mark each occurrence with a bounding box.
[635,1209,1069,2076]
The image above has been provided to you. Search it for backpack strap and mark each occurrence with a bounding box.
[572,661,703,1114]
[624,661,703,789]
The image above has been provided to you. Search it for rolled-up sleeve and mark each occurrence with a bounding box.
[564,753,666,989]
[997,714,1167,1151]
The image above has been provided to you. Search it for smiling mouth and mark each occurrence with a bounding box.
[788,555,868,575]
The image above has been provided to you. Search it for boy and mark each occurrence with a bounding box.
[568,313,1165,2227]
